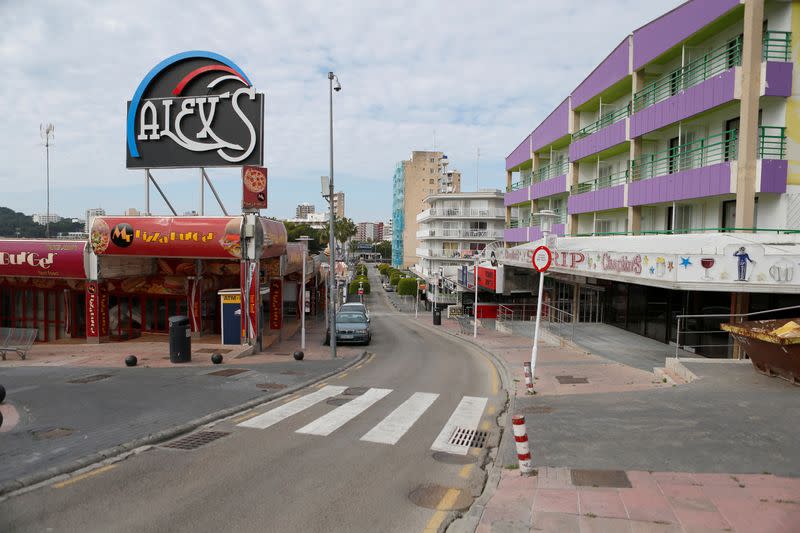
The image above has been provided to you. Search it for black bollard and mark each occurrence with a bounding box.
[293,351,304,361]
[0,384,5,403]
[125,355,138,367]
[211,353,223,364]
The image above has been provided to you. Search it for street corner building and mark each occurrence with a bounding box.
[492,0,800,357]
[0,216,325,347]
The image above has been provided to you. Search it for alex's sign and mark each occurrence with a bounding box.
[0,240,87,278]
[126,51,264,169]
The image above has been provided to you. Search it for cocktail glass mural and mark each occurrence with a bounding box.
[700,257,715,280]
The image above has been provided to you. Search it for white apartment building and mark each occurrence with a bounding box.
[84,208,105,232]
[32,213,61,225]
[414,190,505,303]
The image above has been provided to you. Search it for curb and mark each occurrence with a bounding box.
[0,350,368,500]
[406,317,515,533]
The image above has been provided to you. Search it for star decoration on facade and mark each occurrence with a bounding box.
[680,257,692,269]
[649,266,655,274]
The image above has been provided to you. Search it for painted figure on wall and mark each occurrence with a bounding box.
[733,247,755,281]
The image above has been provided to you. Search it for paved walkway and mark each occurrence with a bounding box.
[428,316,800,533]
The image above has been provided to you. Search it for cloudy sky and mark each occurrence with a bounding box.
[0,0,682,223]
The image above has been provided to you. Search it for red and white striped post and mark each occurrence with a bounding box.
[523,362,534,394]
[512,415,533,475]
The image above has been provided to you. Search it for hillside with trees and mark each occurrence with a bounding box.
[0,207,84,238]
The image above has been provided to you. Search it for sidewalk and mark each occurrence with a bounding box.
[428,316,800,533]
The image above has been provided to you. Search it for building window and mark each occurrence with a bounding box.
[595,219,612,234]
[430,168,434,174]
[429,179,434,184]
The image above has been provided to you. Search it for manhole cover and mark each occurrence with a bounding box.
[571,469,631,488]
[409,484,472,510]
[163,431,230,450]
[195,348,233,354]
[68,374,111,384]
[256,382,287,391]
[448,428,489,448]
[343,387,369,396]
[327,397,352,406]
[32,427,74,440]
[555,375,589,384]
[207,369,249,377]
[521,405,554,414]
[431,452,478,464]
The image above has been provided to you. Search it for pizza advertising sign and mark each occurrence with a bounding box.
[90,216,242,259]
[126,51,264,169]
[242,166,267,210]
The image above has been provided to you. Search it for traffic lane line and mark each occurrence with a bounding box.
[52,465,117,489]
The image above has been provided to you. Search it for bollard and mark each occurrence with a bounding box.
[512,415,534,475]
[523,362,534,394]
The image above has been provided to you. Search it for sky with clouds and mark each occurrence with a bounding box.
[0,0,682,223]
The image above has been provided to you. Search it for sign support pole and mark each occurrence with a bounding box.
[200,167,205,215]
[202,169,229,216]
[473,257,479,338]
[415,278,419,318]
[530,271,545,381]
[144,169,150,215]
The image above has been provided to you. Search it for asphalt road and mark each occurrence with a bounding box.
[0,265,503,533]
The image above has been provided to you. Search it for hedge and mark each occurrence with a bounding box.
[389,272,403,286]
[348,278,371,295]
[377,264,390,275]
[397,278,418,296]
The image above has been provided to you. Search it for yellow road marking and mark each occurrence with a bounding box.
[52,465,116,489]
[480,420,490,431]
[233,411,259,423]
[476,351,500,395]
[458,464,474,479]
[423,488,462,532]
[487,406,496,415]
[315,382,327,388]
[337,372,349,379]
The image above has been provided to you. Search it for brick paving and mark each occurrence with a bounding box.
[429,316,800,532]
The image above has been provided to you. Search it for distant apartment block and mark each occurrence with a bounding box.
[32,213,61,225]
[84,208,105,232]
[296,203,315,219]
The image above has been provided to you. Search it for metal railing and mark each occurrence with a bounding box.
[566,227,800,237]
[418,207,505,221]
[533,158,569,183]
[572,167,629,194]
[417,228,504,239]
[497,304,538,322]
[759,126,786,159]
[631,129,738,181]
[634,35,742,112]
[543,302,576,340]
[573,104,630,140]
[674,304,800,358]
[763,31,792,62]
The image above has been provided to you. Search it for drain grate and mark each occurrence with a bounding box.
[571,469,631,488]
[448,427,489,448]
[163,431,230,450]
[326,397,352,406]
[555,375,589,384]
[68,374,111,384]
[196,348,232,354]
[207,368,249,377]
[343,387,369,396]
[256,382,287,391]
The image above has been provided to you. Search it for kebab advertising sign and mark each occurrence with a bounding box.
[126,51,264,169]
[0,240,87,279]
[90,216,242,259]
[242,165,268,210]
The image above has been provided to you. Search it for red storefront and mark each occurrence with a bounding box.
[0,240,88,341]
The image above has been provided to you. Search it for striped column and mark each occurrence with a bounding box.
[523,362,534,394]
[512,415,533,475]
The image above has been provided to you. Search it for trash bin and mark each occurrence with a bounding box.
[433,308,442,326]
[169,316,191,363]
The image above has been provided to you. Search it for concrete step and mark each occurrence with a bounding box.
[653,366,687,385]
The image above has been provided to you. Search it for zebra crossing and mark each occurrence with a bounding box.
[237,386,489,454]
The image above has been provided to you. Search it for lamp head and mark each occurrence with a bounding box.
[333,77,342,92]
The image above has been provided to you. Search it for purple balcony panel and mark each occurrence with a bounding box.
[764,62,793,97]
[633,0,740,70]
[504,227,529,244]
[630,69,735,138]
[552,223,566,236]
[531,97,570,152]
[572,38,630,109]
[504,186,530,207]
[506,134,532,170]
[532,174,568,200]
[567,185,625,215]
[530,226,543,242]
[628,162,732,206]
[760,159,788,193]
[569,120,627,161]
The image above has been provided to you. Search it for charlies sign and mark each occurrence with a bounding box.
[126,51,264,169]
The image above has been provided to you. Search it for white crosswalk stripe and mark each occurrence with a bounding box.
[296,388,393,436]
[238,385,347,429]
[360,392,439,445]
[430,396,488,455]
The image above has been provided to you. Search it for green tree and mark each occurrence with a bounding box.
[374,241,391,260]
[389,272,403,286]
[397,278,418,296]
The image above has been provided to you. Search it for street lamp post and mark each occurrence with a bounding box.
[473,256,479,338]
[40,123,54,238]
[415,278,420,318]
[530,209,559,390]
[297,235,313,351]
[327,71,341,359]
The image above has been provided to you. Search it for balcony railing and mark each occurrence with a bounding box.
[533,158,569,183]
[506,218,533,229]
[567,227,800,238]
[758,126,786,159]
[572,168,630,194]
[631,130,738,181]
[418,207,505,220]
[508,169,534,191]
[763,31,792,62]
[417,228,504,239]
[634,36,742,113]
[417,248,482,259]
[572,105,630,140]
